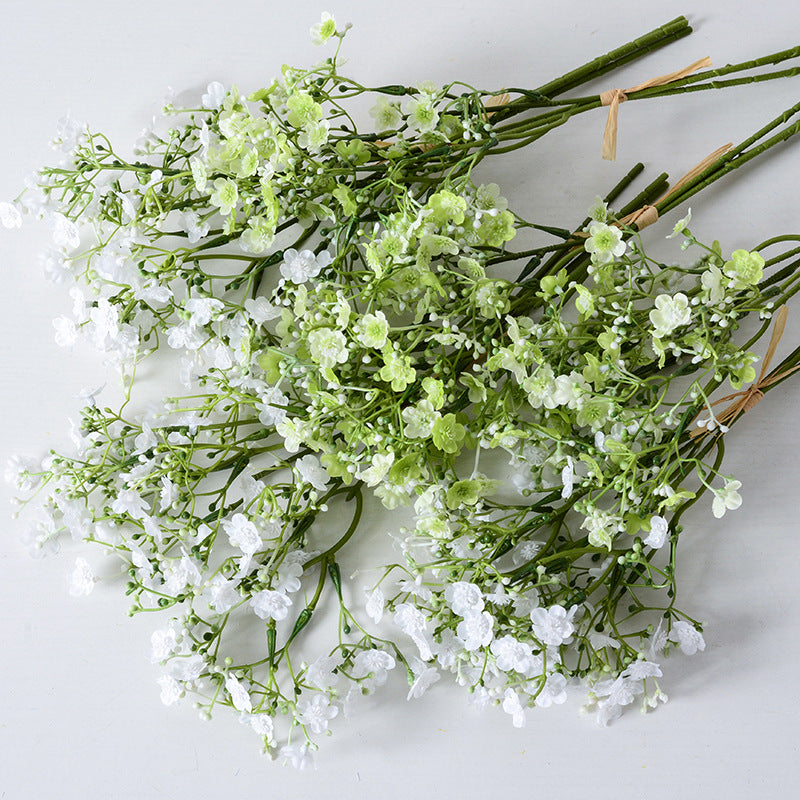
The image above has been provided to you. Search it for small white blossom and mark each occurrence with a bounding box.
[0,201,22,229]
[296,693,338,733]
[530,604,577,647]
[649,293,691,339]
[712,479,742,519]
[250,589,292,621]
[456,609,495,651]
[643,515,669,548]
[502,688,527,728]
[672,621,706,655]
[535,673,568,708]
[157,675,183,706]
[222,513,262,556]
[69,557,95,596]
[225,675,253,712]
[280,248,332,284]
[444,581,484,617]
[365,586,385,624]
[202,81,226,110]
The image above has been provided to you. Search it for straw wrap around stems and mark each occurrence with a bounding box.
[600,57,712,160]
[691,306,800,437]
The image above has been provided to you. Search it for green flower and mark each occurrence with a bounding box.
[724,249,764,287]
[422,377,444,409]
[426,190,466,226]
[336,139,370,166]
[354,311,389,349]
[389,454,425,485]
[379,348,416,391]
[209,178,238,215]
[432,413,466,454]
[286,91,323,128]
[445,479,482,510]
[584,221,625,264]
[310,12,337,46]
[477,210,516,248]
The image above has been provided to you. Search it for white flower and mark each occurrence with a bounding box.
[701,264,725,305]
[202,81,226,110]
[244,297,281,325]
[184,297,224,327]
[280,248,332,283]
[444,581,484,617]
[535,673,568,708]
[53,316,78,348]
[178,210,209,243]
[69,557,95,596]
[649,293,691,339]
[530,604,577,647]
[623,659,662,681]
[584,221,626,264]
[404,93,439,134]
[666,207,692,238]
[490,635,534,673]
[225,675,253,712]
[112,488,148,520]
[296,693,338,733]
[295,454,330,491]
[157,675,183,706]
[205,575,240,613]
[394,603,434,660]
[250,589,292,621]
[580,507,621,549]
[351,649,396,688]
[407,660,440,700]
[561,456,574,500]
[222,513,262,556]
[358,451,394,487]
[712,479,742,518]
[369,96,402,131]
[279,742,315,770]
[456,609,495,651]
[275,556,304,594]
[0,201,22,229]
[672,620,706,655]
[50,112,86,152]
[502,688,527,728]
[365,586,385,624]
[306,327,348,369]
[305,655,341,690]
[643,515,669,548]
[151,626,179,662]
[248,713,275,740]
[402,399,439,439]
[48,213,80,250]
[587,195,609,222]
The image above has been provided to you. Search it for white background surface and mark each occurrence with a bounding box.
[2,0,800,797]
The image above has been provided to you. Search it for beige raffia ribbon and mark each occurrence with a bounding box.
[571,142,733,239]
[601,56,712,161]
[484,91,510,120]
[617,141,733,231]
[690,306,800,438]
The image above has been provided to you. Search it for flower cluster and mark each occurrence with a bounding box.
[5,14,800,768]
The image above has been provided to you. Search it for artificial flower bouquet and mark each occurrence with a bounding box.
[5,13,800,768]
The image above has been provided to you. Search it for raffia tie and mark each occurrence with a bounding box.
[571,142,733,240]
[690,306,800,438]
[484,91,510,121]
[616,141,733,231]
[600,56,712,161]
